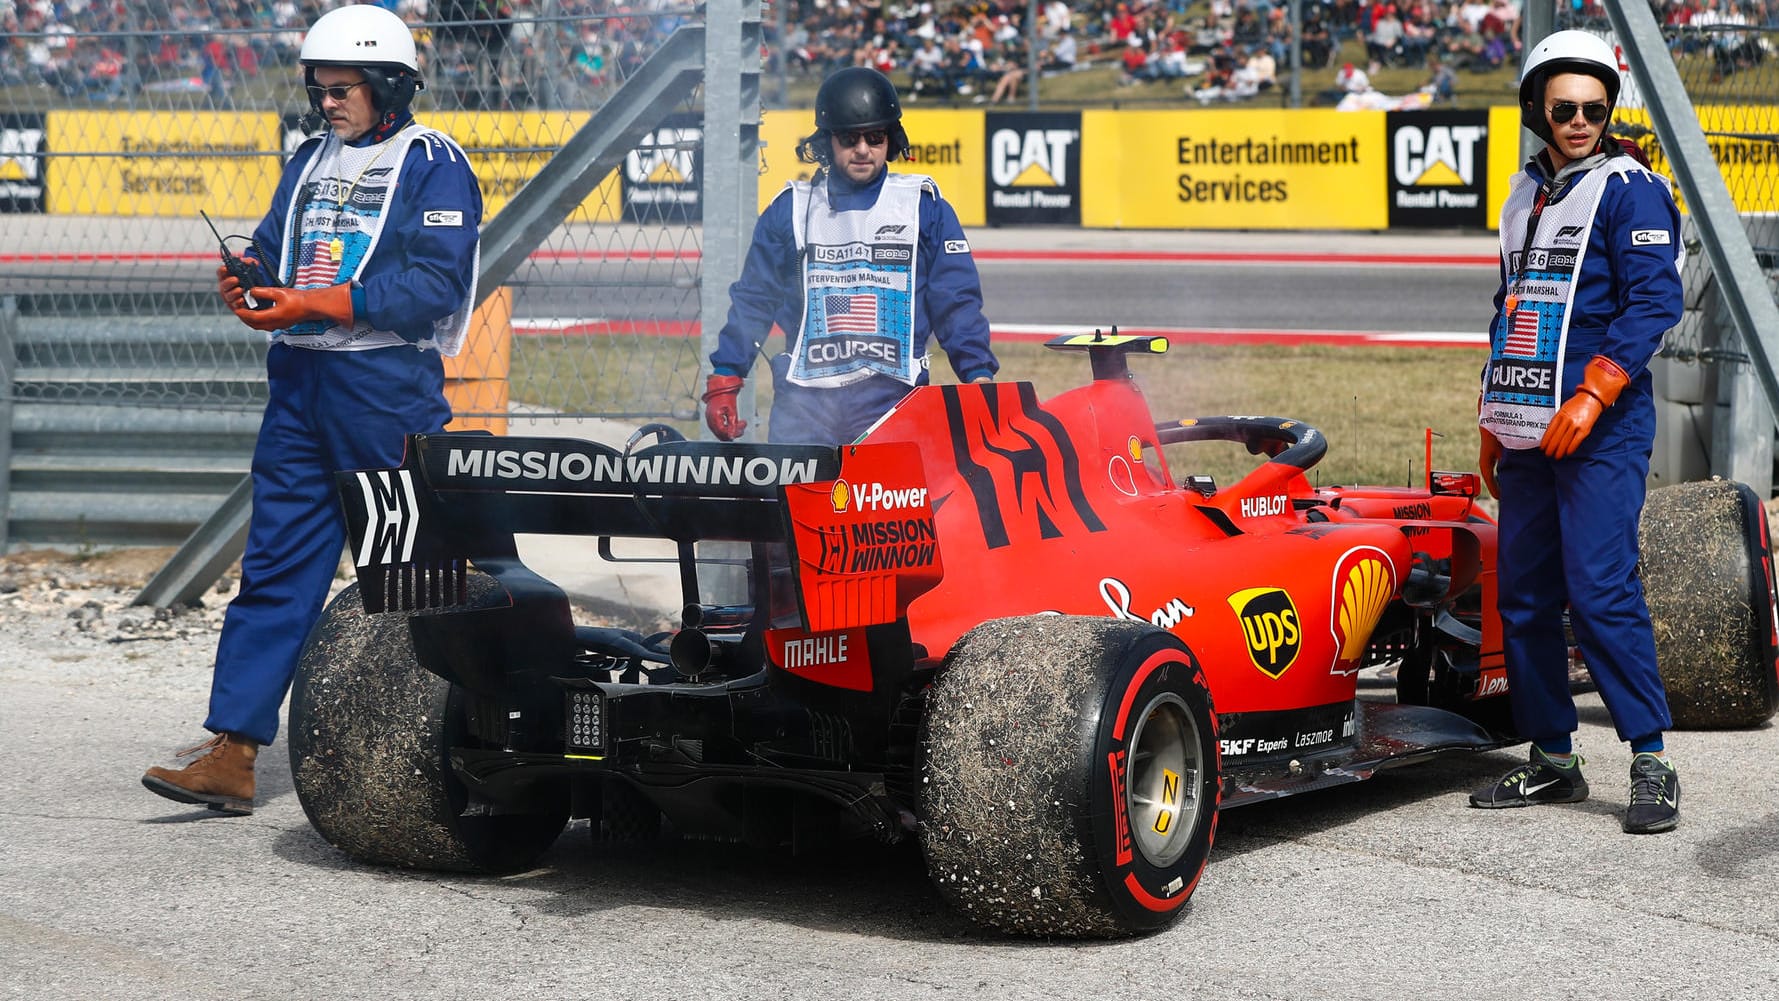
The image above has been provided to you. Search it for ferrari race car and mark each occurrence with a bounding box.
[291,333,1779,938]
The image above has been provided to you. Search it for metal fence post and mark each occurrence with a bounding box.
[1518,0,1555,167]
[1605,3,1779,465]
[700,0,762,432]
[0,296,15,550]
[699,0,762,604]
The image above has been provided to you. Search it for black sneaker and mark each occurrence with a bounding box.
[1469,746,1589,808]
[1623,753,1680,834]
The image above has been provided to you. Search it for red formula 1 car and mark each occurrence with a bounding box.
[292,334,1778,938]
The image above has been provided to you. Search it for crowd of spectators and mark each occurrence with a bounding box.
[0,0,677,109]
[760,0,1777,105]
[2,1,1776,110]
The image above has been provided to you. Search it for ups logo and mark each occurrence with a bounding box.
[1228,586,1300,679]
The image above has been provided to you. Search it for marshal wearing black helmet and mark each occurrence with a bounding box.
[797,66,913,167]
[705,66,997,447]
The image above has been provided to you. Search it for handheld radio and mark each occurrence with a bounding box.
[201,210,271,311]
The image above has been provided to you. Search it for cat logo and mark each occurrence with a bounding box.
[0,126,44,184]
[989,127,1078,187]
[1228,586,1301,679]
[624,126,698,185]
[1393,124,1485,186]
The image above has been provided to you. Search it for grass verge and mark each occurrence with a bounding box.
[509,333,1490,489]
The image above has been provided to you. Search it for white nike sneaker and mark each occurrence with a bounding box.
[1468,746,1589,808]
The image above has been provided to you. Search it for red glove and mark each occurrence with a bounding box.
[216,258,260,313]
[1540,355,1629,460]
[702,374,747,441]
[235,283,354,333]
[1478,426,1503,499]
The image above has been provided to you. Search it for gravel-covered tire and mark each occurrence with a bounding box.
[920,616,1220,938]
[289,581,569,872]
[1641,479,1779,728]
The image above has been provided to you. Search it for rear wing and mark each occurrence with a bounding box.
[337,431,840,613]
[337,431,943,633]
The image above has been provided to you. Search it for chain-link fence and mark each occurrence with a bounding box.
[1562,8,1779,369]
[1,2,708,424]
[1549,4,1779,490]
[0,2,722,548]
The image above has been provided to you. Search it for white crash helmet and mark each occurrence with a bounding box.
[300,4,424,118]
[1519,30,1620,143]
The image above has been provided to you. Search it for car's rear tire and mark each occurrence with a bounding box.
[289,581,569,872]
[920,616,1220,938]
[1641,479,1779,728]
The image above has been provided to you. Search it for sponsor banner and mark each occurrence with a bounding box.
[406,111,620,221]
[1387,110,1490,229]
[621,113,701,222]
[1,112,46,213]
[1619,104,1779,216]
[985,111,1082,226]
[1082,108,1387,230]
[898,110,986,225]
[46,111,282,217]
[1485,105,1521,232]
[756,109,987,226]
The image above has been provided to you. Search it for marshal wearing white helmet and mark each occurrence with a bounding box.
[142,4,484,817]
[1469,29,1686,835]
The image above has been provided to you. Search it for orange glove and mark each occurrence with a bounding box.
[1540,355,1629,460]
[216,258,261,313]
[236,283,354,333]
[1479,426,1503,498]
[702,374,747,441]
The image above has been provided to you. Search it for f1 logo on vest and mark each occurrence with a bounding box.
[1393,124,1484,187]
[989,128,1078,187]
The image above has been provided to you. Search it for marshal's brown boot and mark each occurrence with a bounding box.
[142,733,258,815]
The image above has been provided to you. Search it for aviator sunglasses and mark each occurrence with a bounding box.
[835,129,890,148]
[307,81,369,102]
[1547,100,1610,125]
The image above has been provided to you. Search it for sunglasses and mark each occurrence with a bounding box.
[835,129,889,148]
[1547,101,1610,125]
[307,81,369,102]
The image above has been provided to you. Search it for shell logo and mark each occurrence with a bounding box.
[1332,550,1395,675]
[1126,435,1143,462]
[830,479,851,513]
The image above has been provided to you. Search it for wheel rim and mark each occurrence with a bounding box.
[1126,691,1202,867]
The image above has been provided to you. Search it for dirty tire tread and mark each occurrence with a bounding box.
[920,615,1219,938]
[288,581,568,873]
[1641,480,1779,729]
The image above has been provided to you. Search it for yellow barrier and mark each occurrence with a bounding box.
[424,111,621,220]
[35,107,1779,230]
[1082,108,1388,229]
[1618,104,1779,214]
[45,111,281,216]
[444,286,512,435]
